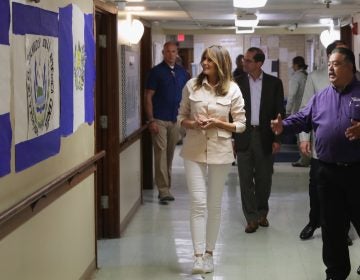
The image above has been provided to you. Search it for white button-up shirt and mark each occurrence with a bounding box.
[177,78,246,164]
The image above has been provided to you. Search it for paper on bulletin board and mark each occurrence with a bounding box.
[250,36,260,47]
[279,48,288,63]
[194,42,205,76]
[267,36,279,48]
[288,51,296,67]
[260,46,268,58]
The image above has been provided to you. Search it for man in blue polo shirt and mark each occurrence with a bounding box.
[271,47,360,280]
[145,41,189,202]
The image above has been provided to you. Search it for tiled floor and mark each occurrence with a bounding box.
[93,147,360,280]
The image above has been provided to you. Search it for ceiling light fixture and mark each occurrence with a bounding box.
[125,6,145,11]
[118,17,144,45]
[235,27,255,34]
[115,0,127,10]
[235,14,259,27]
[233,0,267,8]
[320,26,340,48]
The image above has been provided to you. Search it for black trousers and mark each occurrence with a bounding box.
[308,158,320,226]
[317,161,360,279]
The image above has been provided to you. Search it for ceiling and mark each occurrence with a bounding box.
[111,0,360,34]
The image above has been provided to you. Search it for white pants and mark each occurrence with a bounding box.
[184,160,231,255]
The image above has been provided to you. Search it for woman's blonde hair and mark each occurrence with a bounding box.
[194,45,232,96]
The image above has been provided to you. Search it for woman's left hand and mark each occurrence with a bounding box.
[198,117,218,130]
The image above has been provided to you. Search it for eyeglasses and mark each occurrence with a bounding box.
[242,58,255,63]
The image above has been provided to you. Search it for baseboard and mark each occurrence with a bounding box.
[80,258,96,280]
[120,197,141,236]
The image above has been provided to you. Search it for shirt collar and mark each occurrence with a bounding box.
[331,77,357,94]
[248,71,263,82]
[202,77,218,89]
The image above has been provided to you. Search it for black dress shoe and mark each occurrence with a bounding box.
[292,162,309,167]
[299,224,318,240]
[357,265,360,275]
[245,221,259,233]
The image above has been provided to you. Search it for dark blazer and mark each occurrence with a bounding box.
[234,72,285,155]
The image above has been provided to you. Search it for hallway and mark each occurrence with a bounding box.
[93,147,360,280]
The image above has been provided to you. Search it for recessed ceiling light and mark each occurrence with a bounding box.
[319,18,333,25]
[233,0,267,8]
[125,6,145,11]
[235,14,259,27]
[235,27,255,34]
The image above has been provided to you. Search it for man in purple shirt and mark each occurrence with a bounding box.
[271,47,360,280]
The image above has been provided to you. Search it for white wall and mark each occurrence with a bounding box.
[120,140,141,224]
[0,176,95,280]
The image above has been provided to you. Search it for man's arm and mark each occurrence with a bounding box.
[298,73,316,143]
[144,89,159,134]
[274,78,285,142]
[144,89,155,122]
[272,78,285,153]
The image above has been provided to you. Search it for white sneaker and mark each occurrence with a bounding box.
[192,256,204,274]
[203,253,214,273]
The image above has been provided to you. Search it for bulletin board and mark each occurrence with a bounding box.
[119,45,141,142]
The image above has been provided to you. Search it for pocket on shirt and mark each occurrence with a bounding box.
[216,98,231,106]
[214,98,231,117]
[217,129,232,139]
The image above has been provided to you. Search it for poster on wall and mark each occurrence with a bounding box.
[12,3,60,172]
[119,46,141,141]
[0,0,11,177]
[59,4,95,136]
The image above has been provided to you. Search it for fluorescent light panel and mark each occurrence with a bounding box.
[235,27,255,34]
[125,6,145,11]
[233,0,267,8]
[235,14,259,27]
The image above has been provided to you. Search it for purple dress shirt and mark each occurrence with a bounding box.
[283,78,360,163]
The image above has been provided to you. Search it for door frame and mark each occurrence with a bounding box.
[94,0,120,238]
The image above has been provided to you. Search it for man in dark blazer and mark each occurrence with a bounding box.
[234,47,285,233]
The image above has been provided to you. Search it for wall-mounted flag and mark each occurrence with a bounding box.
[59,4,95,136]
[12,3,60,172]
[0,0,11,177]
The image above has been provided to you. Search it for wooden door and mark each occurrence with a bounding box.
[94,0,120,238]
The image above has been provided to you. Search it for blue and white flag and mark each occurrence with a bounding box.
[0,0,11,177]
[59,4,95,136]
[12,3,60,172]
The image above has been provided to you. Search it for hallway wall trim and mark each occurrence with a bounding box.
[0,151,105,241]
[120,197,141,236]
[119,126,147,153]
[80,258,97,280]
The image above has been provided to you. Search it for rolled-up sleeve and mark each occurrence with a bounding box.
[230,85,246,133]
[177,81,191,126]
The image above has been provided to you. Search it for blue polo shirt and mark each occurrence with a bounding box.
[146,61,189,122]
